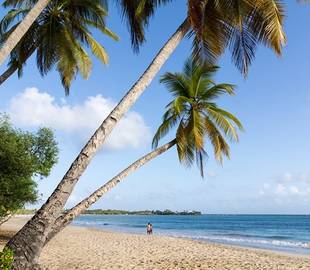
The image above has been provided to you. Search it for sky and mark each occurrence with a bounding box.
[1,1,310,214]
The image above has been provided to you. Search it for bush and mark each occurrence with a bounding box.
[0,247,14,270]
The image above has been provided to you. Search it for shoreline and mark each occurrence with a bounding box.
[72,224,310,259]
[72,218,310,257]
[1,217,310,269]
[72,224,310,258]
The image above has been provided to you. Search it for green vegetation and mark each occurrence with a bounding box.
[0,116,58,223]
[0,1,287,268]
[0,0,118,93]
[5,208,201,216]
[82,209,201,216]
[0,247,14,270]
[153,59,243,177]
[14,209,37,215]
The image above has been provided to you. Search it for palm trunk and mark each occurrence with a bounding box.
[0,213,13,226]
[0,0,50,66]
[7,18,190,270]
[45,139,176,244]
[0,46,36,85]
[0,64,18,84]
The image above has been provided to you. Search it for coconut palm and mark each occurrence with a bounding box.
[0,0,118,93]
[42,59,242,245]
[7,2,285,269]
[0,0,51,65]
[152,59,243,175]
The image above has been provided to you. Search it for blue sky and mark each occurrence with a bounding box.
[1,1,310,214]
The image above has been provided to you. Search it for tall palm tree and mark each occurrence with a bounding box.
[0,0,118,93]
[7,2,285,269]
[44,59,243,245]
[0,0,51,66]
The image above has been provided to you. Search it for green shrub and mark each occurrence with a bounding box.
[0,247,14,270]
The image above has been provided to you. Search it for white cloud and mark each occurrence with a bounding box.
[263,183,270,189]
[7,87,151,149]
[259,173,310,199]
[275,172,310,184]
[282,172,293,182]
[275,183,287,195]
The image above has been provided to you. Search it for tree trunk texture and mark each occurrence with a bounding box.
[45,139,176,244]
[0,65,17,85]
[7,18,190,270]
[0,0,50,66]
[0,46,36,85]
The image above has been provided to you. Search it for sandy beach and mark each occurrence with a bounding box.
[1,217,310,270]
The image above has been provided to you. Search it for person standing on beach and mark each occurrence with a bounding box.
[149,223,153,235]
[147,223,152,235]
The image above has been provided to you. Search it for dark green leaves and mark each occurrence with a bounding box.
[0,116,58,218]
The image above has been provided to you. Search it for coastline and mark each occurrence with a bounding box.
[72,223,310,260]
[1,216,310,269]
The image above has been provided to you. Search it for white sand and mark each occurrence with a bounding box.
[1,217,310,270]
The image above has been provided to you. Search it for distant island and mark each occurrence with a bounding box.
[81,209,202,216]
[15,208,202,216]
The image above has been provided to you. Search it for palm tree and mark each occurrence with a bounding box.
[7,2,285,269]
[45,139,177,244]
[43,59,242,245]
[152,59,243,175]
[0,0,118,93]
[0,0,51,66]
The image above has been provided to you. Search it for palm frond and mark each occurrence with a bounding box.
[0,8,28,35]
[204,116,230,163]
[209,106,244,132]
[85,33,109,64]
[115,0,173,51]
[155,58,242,176]
[202,83,235,100]
[160,72,189,97]
[152,113,180,148]
[189,0,286,75]
[205,106,241,142]
[2,0,116,94]
[250,0,286,55]
[84,19,119,41]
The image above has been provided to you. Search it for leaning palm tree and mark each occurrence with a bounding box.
[44,59,243,245]
[7,2,285,269]
[0,0,51,65]
[0,0,118,93]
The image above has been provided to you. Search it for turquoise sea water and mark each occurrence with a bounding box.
[73,215,310,255]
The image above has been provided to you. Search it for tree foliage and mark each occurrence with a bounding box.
[0,247,13,270]
[0,115,58,220]
[153,59,243,177]
[0,0,118,93]
[116,0,285,75]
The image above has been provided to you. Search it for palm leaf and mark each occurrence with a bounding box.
[204,116,230,163]
[160,72,189,97]
[0,8,29,35]
[85,33,109,64]
[202,83,235,100]
[205,106,240,142]
[84,19,119,41]
[152,113,180,148]
[155,58,242,176]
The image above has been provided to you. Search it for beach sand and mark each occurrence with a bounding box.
[1,217,310,270]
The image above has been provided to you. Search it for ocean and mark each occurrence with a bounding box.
[73,214,310,255]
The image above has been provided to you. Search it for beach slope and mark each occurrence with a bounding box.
[1,217,310,270]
